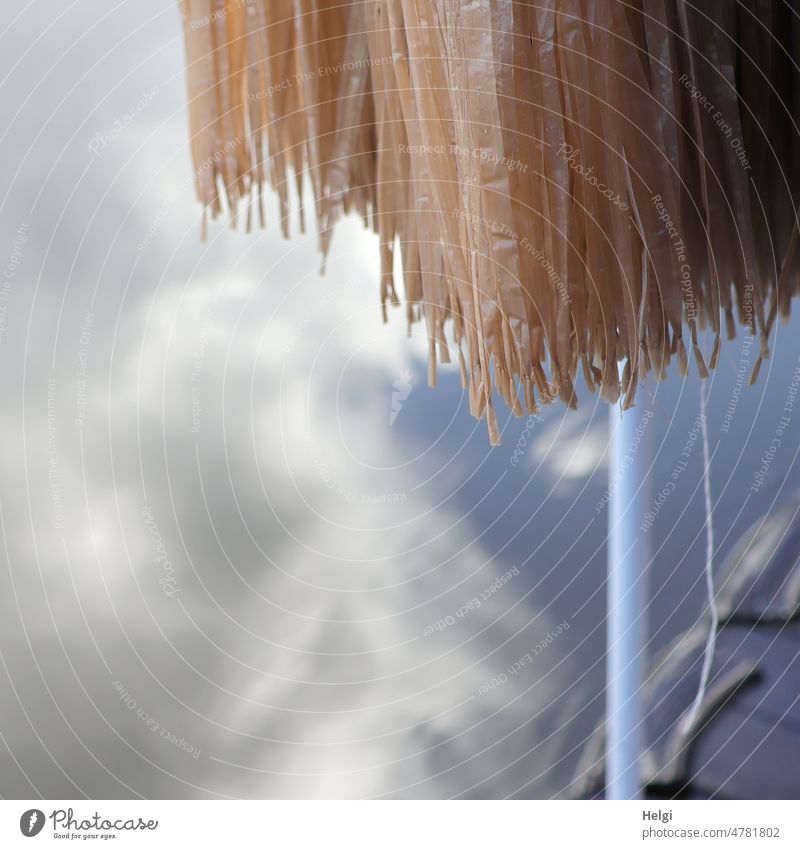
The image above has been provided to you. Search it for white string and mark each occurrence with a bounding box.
[682,377,719,734]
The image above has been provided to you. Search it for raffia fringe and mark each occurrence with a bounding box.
[179,0,800,443]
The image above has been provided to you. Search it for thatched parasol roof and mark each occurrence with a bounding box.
[179,0,800,443]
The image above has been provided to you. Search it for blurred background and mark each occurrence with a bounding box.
[1,0,799,799]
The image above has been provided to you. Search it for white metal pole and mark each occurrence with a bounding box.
[606,400,651,799]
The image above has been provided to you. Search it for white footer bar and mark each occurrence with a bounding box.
[2,800,796,847]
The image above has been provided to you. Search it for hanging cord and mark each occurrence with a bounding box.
[682,378,719,734]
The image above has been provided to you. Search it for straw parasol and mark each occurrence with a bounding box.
[178,0,799,444]
[177,0,800,798]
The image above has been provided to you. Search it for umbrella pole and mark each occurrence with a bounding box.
[606,400,650,799]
